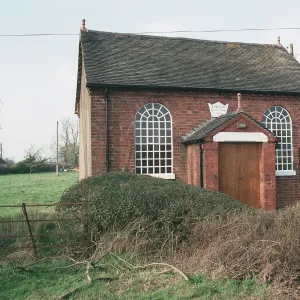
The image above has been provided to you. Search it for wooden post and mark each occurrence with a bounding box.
[21,203,37,256]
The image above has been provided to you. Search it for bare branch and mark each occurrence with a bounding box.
[132,262,189,281]
[51,117,79,166]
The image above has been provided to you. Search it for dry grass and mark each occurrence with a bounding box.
[2,204,300,298]
[176,204,300,284]
[86,203,300,298]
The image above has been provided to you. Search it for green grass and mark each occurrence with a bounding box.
[0,172,78,205]
[0,260,268,300]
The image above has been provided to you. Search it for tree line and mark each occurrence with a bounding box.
[0,118,79,174]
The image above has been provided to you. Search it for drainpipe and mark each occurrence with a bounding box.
[200,143,204,188]
[105,88,110,172]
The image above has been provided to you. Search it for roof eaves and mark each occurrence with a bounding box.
[75,41,83,114]
[86,82,300,97]
[181,119,214,142]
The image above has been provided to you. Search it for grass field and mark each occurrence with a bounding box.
[0,259,268,300]
[0,172,78,205]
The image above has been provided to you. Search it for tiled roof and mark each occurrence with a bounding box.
[182,112,236,144]
[182,112,274,144]
[79,30,300,94]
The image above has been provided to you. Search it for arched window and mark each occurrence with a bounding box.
[262,106,294,175]
[135,103,174,178]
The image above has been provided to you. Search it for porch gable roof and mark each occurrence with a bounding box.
[182,112,276,144]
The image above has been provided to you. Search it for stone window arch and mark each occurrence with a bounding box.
[135,103,174,179]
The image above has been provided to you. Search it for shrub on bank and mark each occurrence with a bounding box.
[60,172,300,287]
[60,172,248,239]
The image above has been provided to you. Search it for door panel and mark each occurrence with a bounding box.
[239,143,260,208]
[219,143,261,208]
[219,143,239,201]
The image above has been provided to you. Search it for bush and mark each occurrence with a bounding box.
[0,163,73,175]
[60,172,249,240]
[0,167,11,175]
[59,172,300,289]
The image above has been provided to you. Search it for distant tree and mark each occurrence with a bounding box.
[15,146,48,173]
[4,158,15,167]
[51,118,79,167]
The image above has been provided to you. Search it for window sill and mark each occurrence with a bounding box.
[148,173,176,180]
[276,170,296,176]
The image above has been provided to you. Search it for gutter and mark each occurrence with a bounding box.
[105,88,110,172]
[86,82,300,97]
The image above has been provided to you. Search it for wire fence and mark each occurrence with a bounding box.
[0,202,88,260]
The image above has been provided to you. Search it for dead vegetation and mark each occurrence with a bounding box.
[2,203,300,299]
[175,204,300,285]
[83,202,300,288]
[58,173,300,297]
[82,204,300,298]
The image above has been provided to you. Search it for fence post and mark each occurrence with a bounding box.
[21,203,37,256]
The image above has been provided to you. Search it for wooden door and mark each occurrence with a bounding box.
[219,143,261,208]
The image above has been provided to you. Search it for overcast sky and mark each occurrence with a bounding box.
[1,0,299,161]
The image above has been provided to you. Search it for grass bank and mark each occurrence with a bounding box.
[0,259,268,300]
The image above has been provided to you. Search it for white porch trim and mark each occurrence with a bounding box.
[213,132,268,142]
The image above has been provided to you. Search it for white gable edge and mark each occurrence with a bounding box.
[213,132,268,142]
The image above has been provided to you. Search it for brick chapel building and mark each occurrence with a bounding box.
[75,21,300,210]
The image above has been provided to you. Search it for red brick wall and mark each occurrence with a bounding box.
[88,88,300,208]
[90,90,106,175]
[260,142,277,210]
[221,115,268,133]
[202,142,219,191]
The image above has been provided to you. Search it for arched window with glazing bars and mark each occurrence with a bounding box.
[135,103,173,178]
[262,106,295,175]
